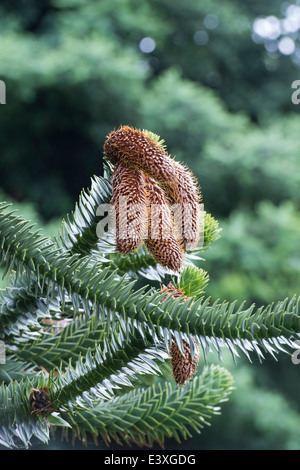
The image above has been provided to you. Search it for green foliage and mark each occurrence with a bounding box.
[0,171,234,449]
[62,364,234,448]
[230,364,300,450]
[0,375,50,449]
[194,351,300,450]
[0,191,61,289]
[205,200,300,305]
[178,266,209,298]
[1,0,300,451]
[1,0,300,220]
[0,165,299,449]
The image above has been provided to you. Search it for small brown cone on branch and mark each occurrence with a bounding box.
[169,337,201,386]
[29,386,53,416]
[160,282,201,385]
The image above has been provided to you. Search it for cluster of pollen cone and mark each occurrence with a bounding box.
[104,126,202,384]
[103,126,202,272]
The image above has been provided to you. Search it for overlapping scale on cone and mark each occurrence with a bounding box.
[161,282,201,385]
[111,162,147,253]
[169,337,201,386]
[104,125,202,271]
[144,176,183,272]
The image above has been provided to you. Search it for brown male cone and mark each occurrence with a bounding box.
[104,126,202,250]
[29,386,53,416]
[169,337,201,386]
[111,162,148,253]
[163,162,201,251]
[161,282,201,385]
[145,176,183,272]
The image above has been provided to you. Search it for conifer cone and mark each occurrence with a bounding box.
[111,162,147,253]
[29,386,53,416]
[160,281,185,301]
[163,162,201,250]
[169,337,201,386]
[160,282,201,385]
[104,126,201,250]
[145,176,183,272]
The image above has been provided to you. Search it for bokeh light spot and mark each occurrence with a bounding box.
[193,30,209,46]
[278,36,296,55]
[139,37,156,54]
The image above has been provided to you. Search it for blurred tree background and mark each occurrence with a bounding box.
[1,0,300,450]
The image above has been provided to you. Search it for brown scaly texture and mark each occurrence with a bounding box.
[145,176,183,272]
[111,162,147,253]
[169,337,201,386]
[29,386,53,416]
[104,126,201,250]
[163,162,201,250]
[160,281,186,301]
[160,282,201,385]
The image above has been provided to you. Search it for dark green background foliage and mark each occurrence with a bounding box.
[1,0,300,450]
